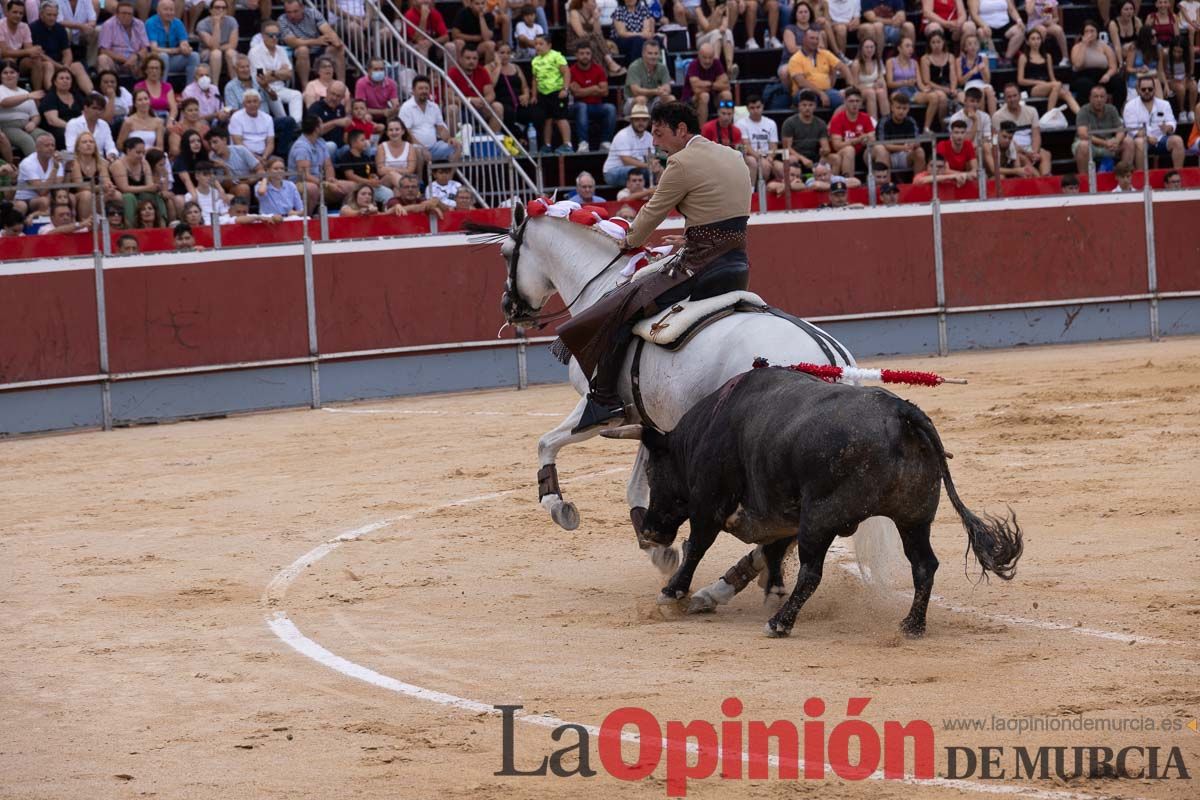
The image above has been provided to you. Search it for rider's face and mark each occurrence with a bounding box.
[651,121,689,154]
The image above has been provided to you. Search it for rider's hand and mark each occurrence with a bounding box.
[661,234,686,247]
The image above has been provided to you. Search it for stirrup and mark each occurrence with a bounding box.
[572,396,626,434]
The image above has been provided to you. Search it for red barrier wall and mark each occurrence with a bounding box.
[104,256,309,373]
[0,270,99,383]
[1153,196,1200,294]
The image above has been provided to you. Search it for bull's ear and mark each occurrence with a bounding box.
[600,425,643,440]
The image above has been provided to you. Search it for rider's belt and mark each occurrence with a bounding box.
[681,216,748,273]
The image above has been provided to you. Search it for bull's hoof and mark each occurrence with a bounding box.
[763,621,792,638]
[550,501,580,530]
[900,620,926,639]
[763,586,787,608]
[657,589,685,605]
[647,545,679,575]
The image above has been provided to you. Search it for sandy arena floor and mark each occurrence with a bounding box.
[2,337,1198,800]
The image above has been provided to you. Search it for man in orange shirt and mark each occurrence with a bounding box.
[786,28,850,110]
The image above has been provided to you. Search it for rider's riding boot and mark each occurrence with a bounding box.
[573,358,626,433]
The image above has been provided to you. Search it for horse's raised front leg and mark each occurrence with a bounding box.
[537,397,598,530]
[626,443,679,575]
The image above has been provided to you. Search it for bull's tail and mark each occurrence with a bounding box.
[901,403,1024,581]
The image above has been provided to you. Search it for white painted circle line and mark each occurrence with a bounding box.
[263,472,1156,800]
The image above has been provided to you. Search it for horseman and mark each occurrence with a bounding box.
[561,101,753,432]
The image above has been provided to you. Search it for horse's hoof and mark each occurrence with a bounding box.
[551,501,580,530]
[648,545,679,575]
[657,589,684,606]
[687,593,717,614]
[763,621,790,638]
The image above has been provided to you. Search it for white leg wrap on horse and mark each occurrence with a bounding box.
[687,578,737,613]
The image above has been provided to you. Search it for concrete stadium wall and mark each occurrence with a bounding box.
[2,192,1197,436]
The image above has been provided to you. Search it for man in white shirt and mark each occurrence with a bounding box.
[65,93,118,158]
[247,20,303,122]
[15,132,63,215]
[1123,76,1185,170]
[56,0,97,61]
[601,102,657,188]
[228,89,274,160]
[398,74,459,162]
[735,94,780,183]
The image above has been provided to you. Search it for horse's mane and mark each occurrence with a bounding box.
[464,214,622,253]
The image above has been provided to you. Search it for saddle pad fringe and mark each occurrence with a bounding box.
[550,337,572,365]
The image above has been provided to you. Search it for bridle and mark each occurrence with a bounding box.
[499,215,626,331]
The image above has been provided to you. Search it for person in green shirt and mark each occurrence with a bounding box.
[530,34,574,155]
[1072,84,1134,174]
[623,39,675,116]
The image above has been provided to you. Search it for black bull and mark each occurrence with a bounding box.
[603,367,1024,638]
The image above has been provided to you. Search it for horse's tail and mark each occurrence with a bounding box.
[902,402,1024,581]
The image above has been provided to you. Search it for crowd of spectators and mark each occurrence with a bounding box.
[0,0,1197,240]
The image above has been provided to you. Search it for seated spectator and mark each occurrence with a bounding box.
[825,180,863,207]
[921,0,976,43]
[828,87,876,176]
[173,221,200,249]
[339,183,378,215]
[14,131,61,214]
[949,85,992,172]
[1111,160,1135,190]
[30,1,91,93]
[180,65,228,128]
[278,0,346,84]
[851,38,889,120]
[863,0,914,51]
[328,0,369,44]
[254,155,303,217]
[805,160,860,189]
[623,39,673,116]
[303,56,339,109]
[70,130,120,219]
[872,91,925,175]
[567,0,624,76]
[1071,20,1122,112]
[967,0,1024,64]
[992,82,1051,174]
[1074,83,1133,174]
[453,0,498,64]
[354,57,399,122]
[184,160,230,222]
[250,21,303,122]
[0,59,47,157]
[1017,27,1078,114]
[0,200,25,231]
[144,146,177,216]
[205,126,258,200]
[1026,0,1068,67]
[336,128,391,203]
[289,114,345,210]
[567,169,604,202]
[827,0,884,60]
[346,96,381,146]
[781,89,833,174]
[1162,168,1182,188]
[135,57,176,123]
[879,180,899,204]
[513,4,543,59]
[777,2,829,85]
[38,200,88,233]
[104,204,125,229]
[611,0,655,65]
[701,97,743,150]
[388,173,444,216]
[57,0,97,73]
[426,163,460,207]
[788,28,849,110]
[1144,0,1178,48]
[223,54,256,112]
[146,0,198,85]
[399,74,461,161]
[957,33,996,114]
[167,97,210,156]
[916,118,977,185]
[117,232,139,252]
[490,42,544,146]
[229,89,275,162]
[486,0,514,53]
[614,203,637,220]
[453,184,476,210]
[196,0,238,82]
[736,94,780,184]
[682,42,731,123]
[695,0,736,74]
[96,69,132,132]
[38,67,82,150]
[994,119,1038,175]
[171,128,206,201]
[530,33,573,153]
[405,0,451,62]
[2,1,40,85]
[310,79,349,153]
[1124,74,1185,168]
[376,117,423,193]
[96,2,149,78]
[602,101,656,186]
[569,43,615,153]
[65,91,117,158]
[919,30,956,131]
[110,138,167,222]
[447,46,504,132]
[616,168,654,200]
[1060,172,1080,192]
[178,199,204,226]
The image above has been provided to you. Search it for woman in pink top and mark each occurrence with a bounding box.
[134,57,176,120]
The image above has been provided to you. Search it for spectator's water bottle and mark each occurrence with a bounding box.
[527,122,538,153]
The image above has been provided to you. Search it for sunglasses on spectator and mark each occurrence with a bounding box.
[718,100,733,108]
[264,31,278,38]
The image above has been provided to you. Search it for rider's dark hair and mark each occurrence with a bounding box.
[650,101,700,135]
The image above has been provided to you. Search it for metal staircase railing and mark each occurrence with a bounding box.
[306,0,543,206]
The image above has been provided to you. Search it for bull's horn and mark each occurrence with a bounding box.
[599,425,644,440]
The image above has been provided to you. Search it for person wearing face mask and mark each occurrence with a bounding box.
[181,64,229,126]
[353,57,398,122]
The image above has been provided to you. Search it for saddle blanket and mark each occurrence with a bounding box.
[632,290,766,347]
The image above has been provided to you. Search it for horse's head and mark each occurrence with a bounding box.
[498,200,555,329]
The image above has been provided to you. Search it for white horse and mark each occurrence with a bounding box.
[488,204,897,587]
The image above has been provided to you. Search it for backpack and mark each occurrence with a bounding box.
[762,80,793,111]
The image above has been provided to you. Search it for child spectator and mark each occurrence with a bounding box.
[514,5,543,59]
[427,164,461,207]
[1111,160,1135,190]
[347,98,382,146]
[530,33,573,154]
[185,160,230,223]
